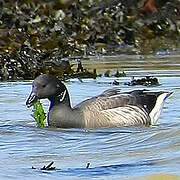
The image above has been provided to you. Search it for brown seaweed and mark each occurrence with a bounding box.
[0,0,179,81]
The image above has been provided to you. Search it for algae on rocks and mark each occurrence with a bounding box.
[0,0,179,81]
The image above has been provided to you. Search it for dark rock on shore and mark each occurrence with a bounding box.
[125,76,159,86]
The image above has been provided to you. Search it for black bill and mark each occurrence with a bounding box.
[26,91,39,107]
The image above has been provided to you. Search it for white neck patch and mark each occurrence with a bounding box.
[58,90,67,102]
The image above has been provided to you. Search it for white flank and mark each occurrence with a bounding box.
[149,92,170,125]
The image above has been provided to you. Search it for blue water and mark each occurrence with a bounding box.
[0,72,180,180]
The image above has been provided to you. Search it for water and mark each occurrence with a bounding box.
[0,56,180,180]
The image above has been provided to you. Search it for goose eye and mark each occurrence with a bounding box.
[42,84,46,88]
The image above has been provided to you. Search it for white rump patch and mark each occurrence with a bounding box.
[149,92,170,125]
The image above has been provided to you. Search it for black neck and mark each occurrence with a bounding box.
[48,82,71,109]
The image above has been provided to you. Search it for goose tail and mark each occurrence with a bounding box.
[149,91,173,125]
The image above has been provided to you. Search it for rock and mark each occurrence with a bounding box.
[125,76,159,86]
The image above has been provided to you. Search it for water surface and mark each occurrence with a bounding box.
[0,55,180,180]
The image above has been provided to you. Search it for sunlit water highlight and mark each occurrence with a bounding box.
[0,55,180,180]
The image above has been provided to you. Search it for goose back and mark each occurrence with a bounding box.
[72,89,171,128]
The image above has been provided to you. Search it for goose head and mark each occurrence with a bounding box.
[26,74,70,107]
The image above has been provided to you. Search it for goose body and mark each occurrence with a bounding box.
[26,74,172,128]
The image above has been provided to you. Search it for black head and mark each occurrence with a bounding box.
[26,74,68,107]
